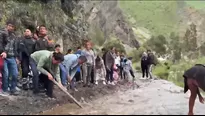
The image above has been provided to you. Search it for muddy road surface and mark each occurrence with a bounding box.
[0,76,205,115]
[0,80,129,115]
[42,79,205,115]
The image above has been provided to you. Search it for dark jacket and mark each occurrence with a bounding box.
[0,28,18,58]
[19,36,36,60]
[141,55,148,66]
[0,29,8,54]
[147,52,156,65]
[183,64,205,92]
[104,51,115,71]
[35,36,54,51]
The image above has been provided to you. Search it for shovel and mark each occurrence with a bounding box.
[52,80,83,108]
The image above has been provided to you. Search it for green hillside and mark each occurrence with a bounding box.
[119,1,179,36]
[185,1,205,9]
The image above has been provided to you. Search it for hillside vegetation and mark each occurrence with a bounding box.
[119,1,179,36]
[119,1,205,87]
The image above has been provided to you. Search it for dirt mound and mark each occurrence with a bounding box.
[0,81,131,115]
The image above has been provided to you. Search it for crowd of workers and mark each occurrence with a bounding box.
[0,20,144,98]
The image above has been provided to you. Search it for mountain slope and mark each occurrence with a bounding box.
[119,1,179,36]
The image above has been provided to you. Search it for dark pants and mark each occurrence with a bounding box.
[39,73,54,97]
[130,70,135,78]
[3,57,18,92]
[21,54,30,78]
[91,68,94,83]
[141,63,148,78]
[106,68,114,82]
[117,65,123,79]
[0,57,4,90]
[29,58,39,93]
[75,71,81,82]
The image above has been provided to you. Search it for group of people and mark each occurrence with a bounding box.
[140,50,156,79]
[0,20,136,98]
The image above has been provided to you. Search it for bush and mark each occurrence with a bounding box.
[128,47,146,63]
[88,25,106,47]
[153,57,205,87]
[144,35,168,56]
[153,62,171,80]
[103,38,126,54]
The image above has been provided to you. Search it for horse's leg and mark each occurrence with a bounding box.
[187,79,198,115]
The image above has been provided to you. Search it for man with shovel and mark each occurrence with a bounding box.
[60,53,87,91]
[30,50,64,98]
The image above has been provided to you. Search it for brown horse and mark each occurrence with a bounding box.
[183,64,205,115]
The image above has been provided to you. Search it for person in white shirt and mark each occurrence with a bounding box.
[115,52,121,68]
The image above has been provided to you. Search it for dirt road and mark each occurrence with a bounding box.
[42,79,205,115]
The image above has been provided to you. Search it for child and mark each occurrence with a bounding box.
[95,55,106,85]
[123,58,132,85]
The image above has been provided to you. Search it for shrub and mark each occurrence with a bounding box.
[103,38,126,54]
[144,35,168,56]
[128,47,146,63]
[153,62,171,80]
[88,25,106,47]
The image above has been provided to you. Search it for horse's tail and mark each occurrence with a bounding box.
[183,75,189,93]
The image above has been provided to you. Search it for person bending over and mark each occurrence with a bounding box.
[183,64,205,115]
[30,50,64,98]
[60,54,87,91]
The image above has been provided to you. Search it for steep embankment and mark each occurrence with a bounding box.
[0,0,139,51]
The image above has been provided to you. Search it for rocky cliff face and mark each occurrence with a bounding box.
[0,0,139,51]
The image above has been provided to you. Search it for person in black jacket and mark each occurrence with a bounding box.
[141,52,148,79]
[1,21,20,95]
[147,49,156,79]
[19,29,36,90]
[35,25,54,51]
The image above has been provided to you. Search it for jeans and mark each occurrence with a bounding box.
[60,64,67,86]
[60,64,77,89]
[2,57,18,92]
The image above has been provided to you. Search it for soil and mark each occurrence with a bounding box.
[0,80,131,115]
[42,79,205,115]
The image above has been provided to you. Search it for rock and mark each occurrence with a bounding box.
[128,99,134,103]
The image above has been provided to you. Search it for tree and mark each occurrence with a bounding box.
[183,23,197,52]
[169,32,181,62]
[144,34,167,56]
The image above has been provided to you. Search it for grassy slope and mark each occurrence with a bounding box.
[153,57,205,88]
[185,1,205,9]
[119,1,179,36]
[119,1,205,36]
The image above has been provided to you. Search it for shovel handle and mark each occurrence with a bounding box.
[52,80,83,108]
